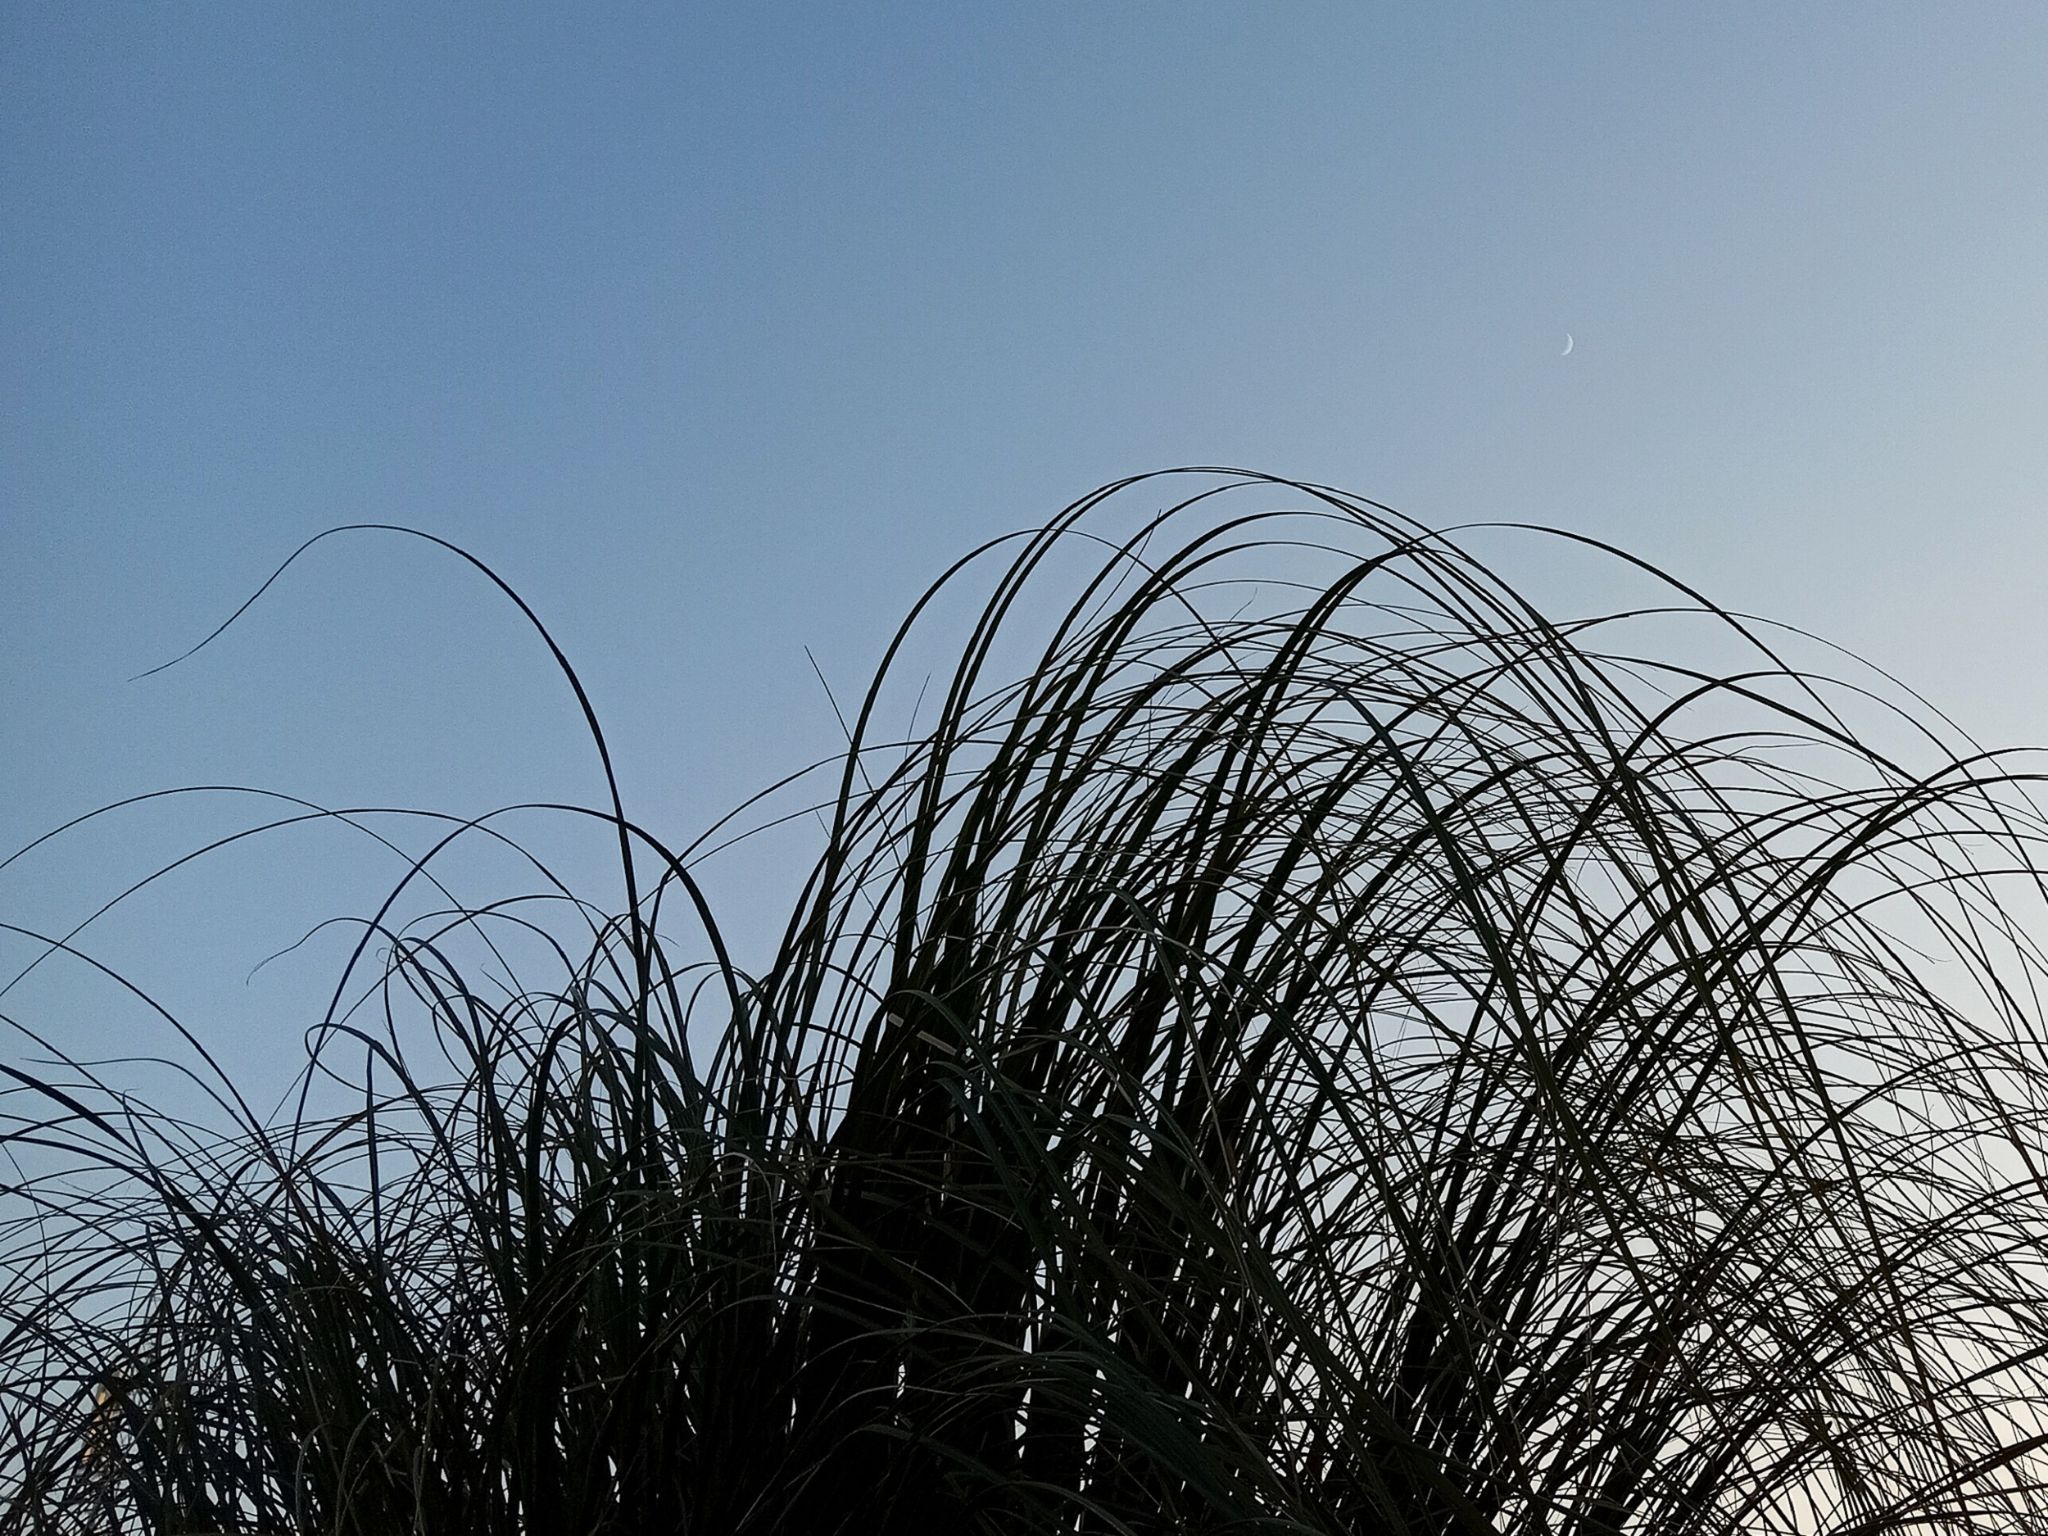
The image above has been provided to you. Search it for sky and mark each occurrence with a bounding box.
[6,4,2048,1099]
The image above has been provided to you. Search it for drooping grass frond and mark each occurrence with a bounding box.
[8,469,2048,1534]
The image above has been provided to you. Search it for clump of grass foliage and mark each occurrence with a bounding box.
[10,470,2048,1534]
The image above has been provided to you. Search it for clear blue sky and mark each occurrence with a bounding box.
[7,5,2048,1092]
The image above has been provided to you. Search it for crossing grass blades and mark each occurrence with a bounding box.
[9,470,2048,1533]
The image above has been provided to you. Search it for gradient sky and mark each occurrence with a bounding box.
[7,5,2048,1092]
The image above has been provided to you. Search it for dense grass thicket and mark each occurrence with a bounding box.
[10,470,2048,1533]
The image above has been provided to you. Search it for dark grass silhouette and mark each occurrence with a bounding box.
[9,470,2048,1533]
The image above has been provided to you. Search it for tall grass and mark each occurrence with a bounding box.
[9,469,2048,1533]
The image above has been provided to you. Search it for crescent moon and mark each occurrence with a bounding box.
[1561,333,1574,356]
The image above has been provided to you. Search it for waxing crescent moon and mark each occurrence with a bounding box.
[1562,333,1574,356]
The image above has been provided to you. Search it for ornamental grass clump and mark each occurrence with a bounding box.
[8,469,2048,1533]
